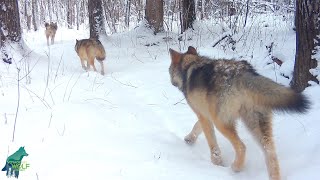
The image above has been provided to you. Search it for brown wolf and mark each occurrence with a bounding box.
[168,46,310,180]
[45,22,58,46]
[74,38,106,75]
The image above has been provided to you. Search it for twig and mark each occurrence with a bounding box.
[132,53,144,63]
[111,73,138,88]
[12,68,21,142]
[162,91,169,100]
[67,73,82,101]
[212,35,230,48]
[56,124,65,136]
[174,98,186,105]
[48,113,53,128]
[18,57,40,82]
[54,52,64,83]
[43,50,51,98]
[85,98,114,105]
[21,85,51,109]
[63,73,75,102]
[4,113,7,124]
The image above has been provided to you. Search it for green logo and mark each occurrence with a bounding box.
[2,147,29,178]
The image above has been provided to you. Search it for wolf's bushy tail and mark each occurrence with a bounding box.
[94,40,106,61]
[240,73,310,113]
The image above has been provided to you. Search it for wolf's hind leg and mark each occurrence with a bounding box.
[98,60,104,75]
[51,35,55,45]
[242,111,280,180]
[212,115,246,172]
[88,58,97,72]
[184,120,202,145]
[80,59,86,70]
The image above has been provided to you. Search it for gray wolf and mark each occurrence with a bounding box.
[168,46,310,180]
[2,147,28,178]
[74,38,106,75]
[45,22,58,45]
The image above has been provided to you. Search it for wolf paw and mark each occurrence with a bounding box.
[231,162,244,172]
[211,155,223,166]
[211,148,223,166]
[184,133,197,145]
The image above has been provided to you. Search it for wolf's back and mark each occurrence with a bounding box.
[239,73,310,113]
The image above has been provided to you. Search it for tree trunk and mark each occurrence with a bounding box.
[290,0,320,92]
[76,1,80,30]
[125,0,131,27]
[0,0,22,44]
[145,0,164,34]
[67,0,72,28]
[32,0,38,31]
[180,0,196,33]
[39,0,45,24]
[88,0,106,39]
[25,0,31,30]
[48,0,52,22]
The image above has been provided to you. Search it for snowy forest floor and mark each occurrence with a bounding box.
[0,14,319,180]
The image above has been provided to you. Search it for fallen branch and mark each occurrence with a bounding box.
[111,73,138,88]
[212,34,230,48]
[174,98,186,105]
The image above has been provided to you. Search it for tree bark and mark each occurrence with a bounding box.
[180,0,196,33]
[290,0,320,92]
[32,0,38,31]
[67,0,72,28]
[0,0,22,44]
[48,0,52,22]
[125,0,131,27]
[88,0,106,39]
[145,0,164,34]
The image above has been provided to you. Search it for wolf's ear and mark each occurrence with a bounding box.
[169,48,181,65]
[186,46,197,55]
[76,39,78,43]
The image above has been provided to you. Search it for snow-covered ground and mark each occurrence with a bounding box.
[1,14,319,180]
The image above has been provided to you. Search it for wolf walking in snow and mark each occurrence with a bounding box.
[168,46,310,180]
[45,22,58,46]
[74,38,106,75]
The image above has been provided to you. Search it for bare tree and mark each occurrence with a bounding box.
[67,0,73,28]
[25,0,32,30]
[145,0,164,34]
[125,0,131,27]
[32,0,38,31]
[180,0,195,33]
[48,0,52,22]
[0,0,22,45]
[290,0,320,92]
[88,0,106,39]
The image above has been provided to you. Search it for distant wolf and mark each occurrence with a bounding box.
[74,38,106,75]
[2,147,28,178]
[45,22,58,46]
[168,46,310,180]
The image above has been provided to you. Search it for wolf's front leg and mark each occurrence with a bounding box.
[51,36,54,45]
[184,120,202,145]
[197,114,223,166]
[46,37,49,46]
